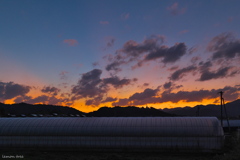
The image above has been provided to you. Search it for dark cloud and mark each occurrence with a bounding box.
[191,56,201,63]
[163,82,172,89]
[0,82,31,100]
[71,69,104,98]
[163,81,183,91]
[48,96,66,105]
[170,65,197,81]
[112,98,129,106]
[112,87,161,106]
[112,86,239,106]
[171,51,239,82]
[105,35,188,72]
[105,35,166,72]
[80,69,102,83]
[137,83,150,89]
[145,43,187,63]
[160,86,239,103]
[103,76,132,89]
[207,32,240,60]
[101,97,118,103]
[129,88,159,101]
[41,86,60,96]
[222,86,240,101]
[122,35,165,56]
[198,66,237,81]
[17,94,70,106]
[143,83,149,87]
[18,92,59,105]
[198,61,212,71]
[25,95,49,104]
[198,58,239,81]
[160,90,210,103]
[14,95,32,103]
[105,61,123,72]
[85,96,103,106]
[168,66,179,71]
[71,69,137,106]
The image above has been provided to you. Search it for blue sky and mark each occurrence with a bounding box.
[0,0,240,112]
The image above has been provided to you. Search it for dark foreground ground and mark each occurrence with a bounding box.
[0,133,239,160]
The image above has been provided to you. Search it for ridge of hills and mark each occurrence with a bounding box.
[0,102,84,117]
[0,103,174,117]
[0,99,239,118]
[163,99,240,118]
[87,106,175,117]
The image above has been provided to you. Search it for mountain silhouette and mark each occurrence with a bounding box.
[0,99,240,118]
[87,106,176,117]
[163,99,240,118]
[0,103,174,117]
[0,102,85,117]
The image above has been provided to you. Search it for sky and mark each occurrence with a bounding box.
[0,0,240,112]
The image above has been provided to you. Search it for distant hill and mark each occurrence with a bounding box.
[163,99,240,118]
[0,103,175,117]
[1,99,240,118]
[87,106,176,117]
[0,102,85,117]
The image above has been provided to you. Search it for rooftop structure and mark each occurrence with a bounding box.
[0,117,224,152]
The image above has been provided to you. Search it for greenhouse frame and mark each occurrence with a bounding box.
[0,117,224,152]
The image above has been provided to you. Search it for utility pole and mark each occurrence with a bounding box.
[219,91,223,126]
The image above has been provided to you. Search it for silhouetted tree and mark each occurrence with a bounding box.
[0,107,6,117]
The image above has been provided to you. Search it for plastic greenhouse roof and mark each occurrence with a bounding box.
[0,117,223,137]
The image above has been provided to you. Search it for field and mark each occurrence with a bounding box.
[1,133,240,160]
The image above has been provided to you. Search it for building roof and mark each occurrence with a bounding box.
[0,117,223,137]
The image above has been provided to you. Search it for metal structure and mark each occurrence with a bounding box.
[0,117,224,152]
[219,91,230,132]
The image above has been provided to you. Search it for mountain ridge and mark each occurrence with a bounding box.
[163,99,240,118]
[0,99,239,117]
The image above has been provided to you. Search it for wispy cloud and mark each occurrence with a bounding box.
[167,2,186,16]
[121,13,130,20]
[59,71,68,80]
[63,39,78,46]
[179,30,189,35]
[228,17,234,22]
[103,36,115,50]
[100,21,109,25]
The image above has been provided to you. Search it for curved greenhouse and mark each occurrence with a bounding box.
[0,117,224,152]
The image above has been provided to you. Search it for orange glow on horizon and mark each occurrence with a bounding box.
[2,91,238,113]
[4,99,15,104]
[70,98,223,113]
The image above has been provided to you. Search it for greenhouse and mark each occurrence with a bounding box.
[0,117,224,152]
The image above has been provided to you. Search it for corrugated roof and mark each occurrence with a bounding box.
[0,117,223,137]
